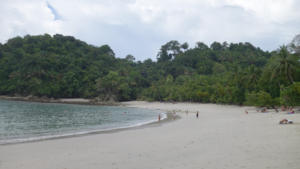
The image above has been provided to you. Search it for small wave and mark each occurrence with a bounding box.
[0,112,167,145]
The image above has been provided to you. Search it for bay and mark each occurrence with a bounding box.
[0,100,165,144]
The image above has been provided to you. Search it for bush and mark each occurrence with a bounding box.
[280,82,300,106]
[245,91,278,107]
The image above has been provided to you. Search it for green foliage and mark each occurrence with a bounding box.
[280,82,300,106]
[245,91,279,107]
[1,34,299,106]
[0,34,116,98]
[269,46,299,85]
[157,40,187,62]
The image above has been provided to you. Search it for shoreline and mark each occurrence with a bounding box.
[0,95,119,106]
[0,99,298,145]
[2,95,298,110]
[1,101,299,169]
[0,112,175,146]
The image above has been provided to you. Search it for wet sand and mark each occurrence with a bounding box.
[0,101,299,169]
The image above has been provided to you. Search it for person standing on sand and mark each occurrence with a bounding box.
[196,111,199,118]
[173,110,176,120]
[158,114,161,122]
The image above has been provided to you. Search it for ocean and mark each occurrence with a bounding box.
[0,100,166,144]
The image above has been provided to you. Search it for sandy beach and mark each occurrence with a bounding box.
[0,101,299,169]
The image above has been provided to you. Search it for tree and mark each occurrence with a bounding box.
[210,42,222,51]
[288,34,300,54]
[245,91,278,107]
[96,71,120,99]
[280,82,300,107]
[270,46,299,85]
[245,65,261,91]
[195,42,209,50]
[125,54,135,62]
[181,42,189,51]
[157,40,182,62]
[1,34,295,106]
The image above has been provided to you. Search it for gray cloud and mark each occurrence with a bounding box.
[0,0,299,60]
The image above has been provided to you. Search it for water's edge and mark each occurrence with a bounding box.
[0,112,176,145]
[0,96,118,106]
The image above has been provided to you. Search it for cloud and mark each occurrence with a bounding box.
[0,0,299,60]
[0,0,62,42]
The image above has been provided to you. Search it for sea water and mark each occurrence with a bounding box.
[0,100,166,144]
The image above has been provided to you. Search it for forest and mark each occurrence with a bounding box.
[0,34,299,107]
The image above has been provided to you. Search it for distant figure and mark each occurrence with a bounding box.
[158,114,161,122]
[245,110,248,114]
[261,108,267,113]
[173,110,176,120]
[280,119,288,124]
[279,118,293,124]
[196,111,199,118]
[288,110,295,114]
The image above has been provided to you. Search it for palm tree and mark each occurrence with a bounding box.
[270,46,298,85]
[246,65,261,91]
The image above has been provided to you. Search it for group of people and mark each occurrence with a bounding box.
[246,107,296,115]
[158,107,296,124]
[279,118,293,124]
[185,110,199,118]
[245,107,296,125]
[158,110,199,122]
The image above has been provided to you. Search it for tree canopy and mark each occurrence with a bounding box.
[0,34,299,106]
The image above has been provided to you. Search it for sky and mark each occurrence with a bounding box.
[0,0,299,61]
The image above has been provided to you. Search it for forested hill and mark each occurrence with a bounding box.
[0,34,299,106]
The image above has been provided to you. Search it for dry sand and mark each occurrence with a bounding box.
[0,101,299,169]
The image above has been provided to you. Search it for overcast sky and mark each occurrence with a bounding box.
[0,0,299,60]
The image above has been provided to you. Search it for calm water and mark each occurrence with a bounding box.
[0,100,165,144]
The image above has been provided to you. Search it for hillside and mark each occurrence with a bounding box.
[0,34,299,106]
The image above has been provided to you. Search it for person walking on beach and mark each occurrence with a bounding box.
[196,111,199,118]
[173,110,176,120]
[158,114,161,122]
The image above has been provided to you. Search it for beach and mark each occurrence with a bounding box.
[0,101,299,169]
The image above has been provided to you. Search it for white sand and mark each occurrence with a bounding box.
[58,98,91,103]
[0,101,299,169]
